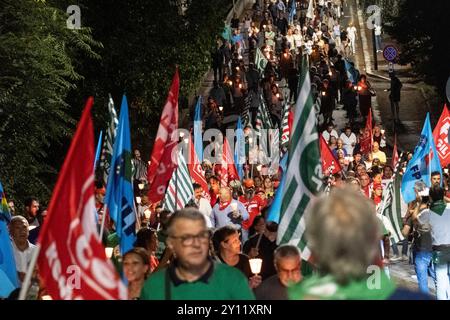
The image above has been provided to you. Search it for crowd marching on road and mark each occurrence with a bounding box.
[1,0,450,301]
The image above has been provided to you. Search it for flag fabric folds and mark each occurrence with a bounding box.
[391,135,399,169]
[187,135,209,196]
[99,94,119,186]
[163,150,194,212]
[401,113,442,203]
[37,97,127,300]
[235,117,246,180]
[220,138,239,187]
[432,104,450,167]
[255,48,268,74]
[378,176,405,244]
[104,95,137,256]
[320,135,342,175]
[194,96,203,162]
[0,181,19,298]
[266,153,288,224]
[147,69,179,204]
[280,101,291,152]
[278,55,323,260]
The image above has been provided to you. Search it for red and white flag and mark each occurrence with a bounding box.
[187,134,209,198]
[37,97,127,300]
[220,138,239,187]
[359,107,373,155]
[391,135,400,169]
[433,104,450,167]
[147,69,180,204]
[320,135,342,175]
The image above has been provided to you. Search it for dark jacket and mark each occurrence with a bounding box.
[389,76,402,102]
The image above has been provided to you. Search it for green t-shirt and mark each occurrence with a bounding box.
[140,262,255,300]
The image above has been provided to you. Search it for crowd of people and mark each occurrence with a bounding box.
[3,0,449,301]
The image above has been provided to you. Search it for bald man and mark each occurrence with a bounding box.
[210,187,249,231]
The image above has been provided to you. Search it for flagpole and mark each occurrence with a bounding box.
[18,244,41,300]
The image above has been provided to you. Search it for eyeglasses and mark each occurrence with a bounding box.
[169,230,210,246]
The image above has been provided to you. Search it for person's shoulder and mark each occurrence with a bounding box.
[214,262,247,279]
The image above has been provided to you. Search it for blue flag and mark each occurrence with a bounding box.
[104,95,136,256]
[344,59,359,85]
[94,130,103,170]
[235,117,245,180]
[401,113,442,203]
[266,153,288,223]
[0,181,19,297]
[194,96,203,162]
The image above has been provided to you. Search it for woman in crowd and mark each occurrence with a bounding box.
[123,247,150,300]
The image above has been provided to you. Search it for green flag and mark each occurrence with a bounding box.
[278,55,323,260]
[255,47,268,74]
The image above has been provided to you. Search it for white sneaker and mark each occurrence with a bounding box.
[390,255,402,262]
[401,255,409,261]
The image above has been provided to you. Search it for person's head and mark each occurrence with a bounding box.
[372,141,380,152]
[264,177,273,190]
[9,216,29,243]
[307,187,381,284]
[336,149,345,159]
[372,158,381,168]
[135,227,158,253]
[383,165,393,179]
[8,200,15,215]
[372,170,382,184]
[359,173,370,188]
[360,74,367,83]
[244,185,255,199]
[346,177,361,191]
[254,176,263,188]
[193,183,203,200]
[250,215,266,236]
[429,185,444,203]
[24,197,39,218]
[166,208,211,269]
[329,136,337,145]
[134,149,141,159]
[373,183,383,197]
[337,139,344,149]
[327,124,334,133]
[323,79,329,88]
[353,152,362,163]
[431,171,441,186]
[209,176,220,193]
[344,126,352,136]
[212,226,241,256]
[123,247,150,283]
[355,163,366,177]
[219,187,232,203]
[373,126,380,135]
[274,245,302,287]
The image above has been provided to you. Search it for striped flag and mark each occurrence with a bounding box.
[241,93,252,127]
[255,95,273,135]
[278,55,324,261]
[280,101,291,152]
[220,138,239,188]
[378,176,405,244]
[163,150,194,212]
[391,135,399,168]
[255,48,268,74]
[99,94,119,186]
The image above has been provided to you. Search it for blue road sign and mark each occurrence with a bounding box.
[383,45,398,62]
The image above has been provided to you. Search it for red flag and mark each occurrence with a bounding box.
[391,135,399,169]
[359,107,373,155]
[220,138,239,187]
[433,104,450,167]
[147,69,180,203]
[37,98,127,300]
[320,135,342,175]
[187,134,209,195]
[288,108,294,136]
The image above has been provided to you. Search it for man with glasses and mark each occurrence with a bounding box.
[140,208,254,300]
[255,245,302,300]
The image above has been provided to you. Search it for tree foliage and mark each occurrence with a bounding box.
[385,0,450,100]
[0,0,102,208]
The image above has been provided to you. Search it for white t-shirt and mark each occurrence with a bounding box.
[196,197,213,229]
[339,132,357,155]
[322,129,339,142]
[375,25,382,36]
[12,240,37,274]
[347,26,357,40]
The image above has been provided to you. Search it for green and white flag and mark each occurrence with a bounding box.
[255,47,268,74]
[280,99,290,152]
[255,94,273,136]
[99,94,119,186]
[163,150,194,212]
[278,55,323,260]
[378,176,405,244]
